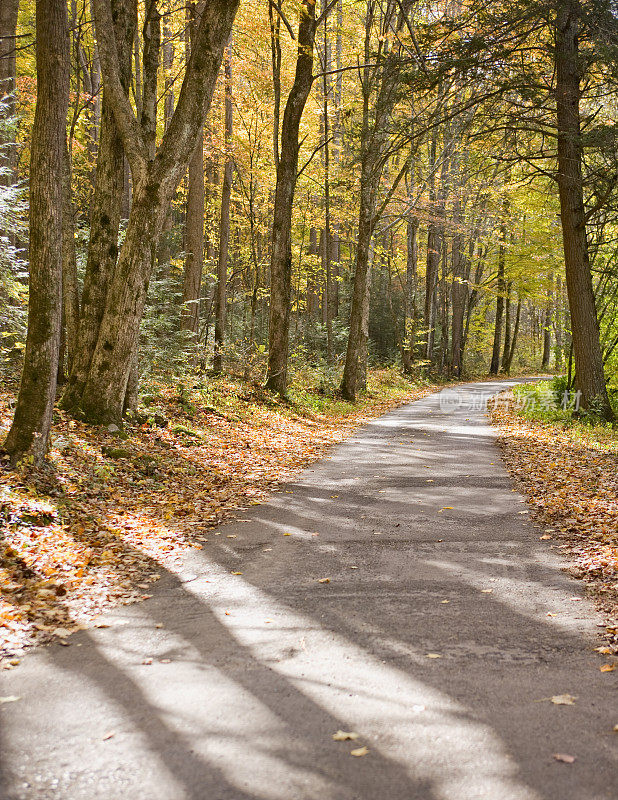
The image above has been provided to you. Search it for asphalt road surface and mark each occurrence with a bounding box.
[1,379,617,800]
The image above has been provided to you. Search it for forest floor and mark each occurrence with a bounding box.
[0,368,444,664]
[490,388,618,653]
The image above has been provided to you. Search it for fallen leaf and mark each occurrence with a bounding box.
[594,646,612,655]
[141,658,153,665]
[600,664,615,672]
[231,571,243,575]
[426,653,442,659]
[317,577,331,584]
[350,746,369,757]
[102,731,115,741]
[441,600,450,604]
[540,534,552,540]
[480,589,493,594]
[550,694,576,705]
[332,730,359,741]
[553,753,576,764]
[0,696,21,704]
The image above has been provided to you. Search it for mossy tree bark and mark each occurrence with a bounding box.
[63,0,239,424]
[61,0,135,413]
[3,0,69,466]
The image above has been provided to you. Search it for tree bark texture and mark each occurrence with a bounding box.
[181,1,206,336]
[61,0,135,412]
[489,196,508,375]
[4,0,69,466]
[66,0,239,424]
[213,39,233,373]
[555,0,613,419]
[340,0,411,400]
[265,0,316,395]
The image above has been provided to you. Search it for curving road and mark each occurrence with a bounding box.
[1,380,616,800]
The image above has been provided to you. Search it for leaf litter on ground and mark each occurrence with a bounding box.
[0,372,445,662]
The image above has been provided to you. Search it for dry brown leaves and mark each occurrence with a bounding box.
[0,375,440,662]
[489,391,618,650]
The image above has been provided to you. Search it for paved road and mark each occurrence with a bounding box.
[1,380,617,800]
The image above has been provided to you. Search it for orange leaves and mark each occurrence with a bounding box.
[1,375,442,662]
[490,391,618,651]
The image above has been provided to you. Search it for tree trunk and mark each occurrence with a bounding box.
[181,0,205,337]
[213,39,233,373]
[265,0,315,395]
[450,185,466,377]
[66,0,239,424]
[61,0,135,412]
[489,196,508,374]
[501,281,511,372]
[269,0,281,171]
[3,0,69,466]
[555,0,613,419]
[424,127,440,363]
[541,273,552,369]
[403,210,418,372]
[503,296,521,375]
[340,0,408,400]
[61,136,80,374]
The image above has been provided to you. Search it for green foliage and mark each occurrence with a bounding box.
[0,94,28,377]
[513,379,618,428]
[139,267,196,381]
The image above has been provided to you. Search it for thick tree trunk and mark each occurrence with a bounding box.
[555,0,613,419]
[61,0,135,412]
[3,0,69,467]
[0,0,19,187]
[67,0,239,424]
[213,40,233,373]
[265,0,315,395]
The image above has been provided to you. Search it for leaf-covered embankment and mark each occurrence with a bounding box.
[0,369,440,664]
[490,387,618,653]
